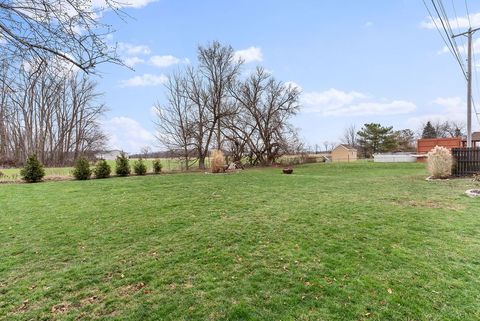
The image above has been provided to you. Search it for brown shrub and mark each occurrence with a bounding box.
[211,149,225,173]
[427,146,453,178]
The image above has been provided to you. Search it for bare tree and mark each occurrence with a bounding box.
[229,67,300,165]
[341,124,357,147]
[154,73,196,170]
[0,60,106,166]
[323,141,329,153]
[0,0,122,75]
[197,41,241,150]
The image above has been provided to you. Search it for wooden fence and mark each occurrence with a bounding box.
[451,147,480,176]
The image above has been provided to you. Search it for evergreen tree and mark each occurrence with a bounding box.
[422,121,437,138]
[94,159,111,178]
[20,154,45,183]
[133,158,147,175]
[357,123,397,158]
[115,152,131,176]
[72,157,92,180]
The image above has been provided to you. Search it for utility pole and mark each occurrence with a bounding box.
[453,27,480,148]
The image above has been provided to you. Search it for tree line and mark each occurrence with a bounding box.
[337,120,465,158]
[0,60,106,166]
[155,41,301,169]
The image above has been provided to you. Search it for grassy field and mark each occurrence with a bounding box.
[1,162,479,320]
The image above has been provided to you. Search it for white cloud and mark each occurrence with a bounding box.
[124,56,145,67]
[285,81,303,91]
[92,0,156,9]
[421,12,480,30]
[150,55,181,67]
[118,43,151,56]
[365,21,373,27]
[120,74,168,87]
[234,46,263,63]
[407,96,467,128]
[102,117,156,153]
[302,88,416,116]
[438,38,480,55]
[121,0,157,8]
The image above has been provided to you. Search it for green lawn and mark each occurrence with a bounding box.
[1,162,479,320]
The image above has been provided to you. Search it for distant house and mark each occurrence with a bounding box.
[462,132,480,148]
[331,144,357,162]
[95,150,127,160]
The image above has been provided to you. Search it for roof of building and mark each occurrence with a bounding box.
[334,144,357,151]
[462,132,480,141]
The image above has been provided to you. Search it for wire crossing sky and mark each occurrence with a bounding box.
[94,0,480,153]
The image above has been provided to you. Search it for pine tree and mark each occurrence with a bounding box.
[357,123,397,158]
[20,154,45,183]
[115,152,130,176]
[94,159,111,178]
[72,157,92,180]
[422,121,437,139]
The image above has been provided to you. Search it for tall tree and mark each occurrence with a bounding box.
[357,123,396,157]
[0,60,106,166]
[0,0,121,75]
[154,73,196,170]
[394,129,416,152]
[421,121,437,138]
[341,124,357,147]
[197,41,241,150]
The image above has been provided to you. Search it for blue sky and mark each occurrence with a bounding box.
[95,0,480,153]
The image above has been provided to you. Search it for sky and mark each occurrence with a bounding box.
[94,0,480,153]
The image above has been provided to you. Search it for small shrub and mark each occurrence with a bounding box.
[152,159,162,174]
[211,149,225,173]
[94,159,111,179]
[20,154,45,183]
[427,146,453,178]
[115,152,131,176]
[473,173,480,185]
[72,157,92,180]
[133,158,147,175]
[0,170,4,178]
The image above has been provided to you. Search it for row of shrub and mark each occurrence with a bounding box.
[20,153,163,183]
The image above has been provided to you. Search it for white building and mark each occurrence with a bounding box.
[95,150,128,160]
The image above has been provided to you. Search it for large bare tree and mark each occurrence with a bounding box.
[0,0,121,75]
[0,60,106,166]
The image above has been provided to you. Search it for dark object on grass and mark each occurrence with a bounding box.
[283,167,293,174]
[20,154,45,183]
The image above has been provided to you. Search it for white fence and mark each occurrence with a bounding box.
[373,154,416,163]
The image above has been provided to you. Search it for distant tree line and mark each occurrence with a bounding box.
[421,120,464,139]
[338,120,465,158]
[155,41,302,169]
[0,60,106,166]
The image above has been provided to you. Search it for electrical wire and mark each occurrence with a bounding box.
[422,0,468,78]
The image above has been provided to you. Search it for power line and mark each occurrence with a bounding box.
[422,0,467,78]
[430,0,468,78]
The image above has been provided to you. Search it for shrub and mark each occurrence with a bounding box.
[211,149,225,173]
[152,159,162,174]
[72,157,91,180]
[115,152,130,176]
[427,146,453,178]
[133,158,147,175]
[20,154,45,183]
[94,159,111,179]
